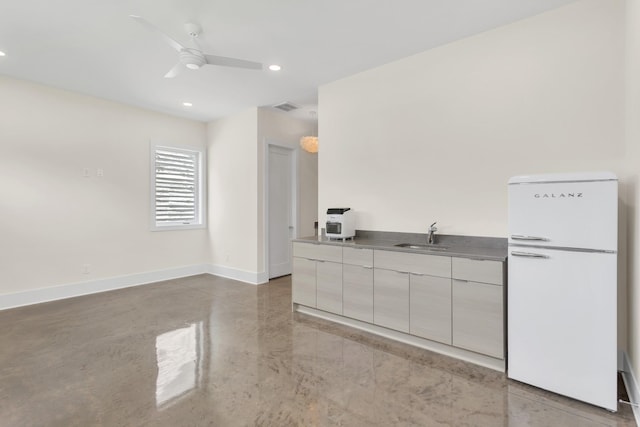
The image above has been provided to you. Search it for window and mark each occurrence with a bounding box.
[151,144,205,230]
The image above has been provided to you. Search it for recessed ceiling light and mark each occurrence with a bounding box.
[183,102,193,107]
[268,64,281,71]
[0,51,6,57]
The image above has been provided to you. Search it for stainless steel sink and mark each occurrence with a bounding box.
[394,243,448,251]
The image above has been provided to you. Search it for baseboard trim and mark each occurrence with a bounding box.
[206,264,269,285]
[0,264,209,311]
[621,352,640,423]
[1,264,271,311]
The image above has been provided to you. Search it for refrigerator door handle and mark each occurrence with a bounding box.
[511,250,549,259]
[511,234,549,241]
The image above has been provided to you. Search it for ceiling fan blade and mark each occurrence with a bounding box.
[204,54,263,70]
[129,15,186,52]
[164,62,184,78]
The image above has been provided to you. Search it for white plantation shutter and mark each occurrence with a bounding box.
[152,145,204,229]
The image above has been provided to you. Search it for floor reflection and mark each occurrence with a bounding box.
[0,274,635,426]
[507,381,624,427]
[155,322,203,408]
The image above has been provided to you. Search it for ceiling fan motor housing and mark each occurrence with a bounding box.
[180,49,206,69]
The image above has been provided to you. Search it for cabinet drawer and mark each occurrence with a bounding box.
[374,249,451,278]
[293,242,342,262]
[452,258,503,285]
[343,247,373,266]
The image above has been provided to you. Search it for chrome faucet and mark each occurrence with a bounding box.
[427,222,437,244]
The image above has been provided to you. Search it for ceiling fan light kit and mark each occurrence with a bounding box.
[129,15,264,78]
[180,50,206,69]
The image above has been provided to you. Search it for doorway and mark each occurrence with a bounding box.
[267,144,297,279]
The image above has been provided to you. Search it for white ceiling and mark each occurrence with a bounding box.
[0,0,577,122]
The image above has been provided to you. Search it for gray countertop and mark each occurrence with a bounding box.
[293,230,507,262]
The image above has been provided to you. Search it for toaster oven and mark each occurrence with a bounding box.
[326,208,355,240]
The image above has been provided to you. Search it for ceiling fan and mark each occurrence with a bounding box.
[130,15,264,78]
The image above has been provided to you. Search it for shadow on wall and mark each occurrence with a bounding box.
[619,179,631,356]
[624,176,638,364]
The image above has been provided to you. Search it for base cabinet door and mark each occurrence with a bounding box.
[374,269,409,332]
[343,264,374,323]
[410,275,452,345]
[452,279,503,358]
[316,261,343,314]
[292,257,316,307]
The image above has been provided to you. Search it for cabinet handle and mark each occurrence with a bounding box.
[317,260,326,263]
[511,235,549,241]
[362,265,373,269]
[511,251,549,259]
[412,272,425,276]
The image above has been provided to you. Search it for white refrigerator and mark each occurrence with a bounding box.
[507,172,618,411]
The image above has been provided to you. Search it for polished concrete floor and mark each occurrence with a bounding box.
[0,274,636,426]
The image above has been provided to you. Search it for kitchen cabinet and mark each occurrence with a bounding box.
[292,242,343,309]
[292,256,316,307]
[292,238,507,369]
[374,249,451,336]
[452,258,504,359]
[452,257,503,285]
[410,274,452,345]
[343,247,374,322]
[373,268,409,332]
[343,246,373,266]
[452,280,503,358]
[316,260,343,315]
[293,242,342,263]
[374,249,451,277]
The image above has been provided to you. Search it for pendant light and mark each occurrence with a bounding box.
[300,111,318,153]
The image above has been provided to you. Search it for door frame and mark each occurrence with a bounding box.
[263,138,298,280]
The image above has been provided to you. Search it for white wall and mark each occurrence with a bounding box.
[0,79,316,297]
[625,0,640,387]
[0,76,208,296]
[319,0,625,237]
[207,107,316,279]
[0,85,317,293]
[258,107,317,232]
[319,0,636,363]
[207,108,260,274]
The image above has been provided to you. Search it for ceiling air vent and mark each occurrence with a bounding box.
[272,102,300,112]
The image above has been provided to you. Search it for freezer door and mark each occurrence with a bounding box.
[507,247,617,411]
[508,180,617,251]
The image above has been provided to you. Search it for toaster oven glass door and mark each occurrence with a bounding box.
[326,222,342,234]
